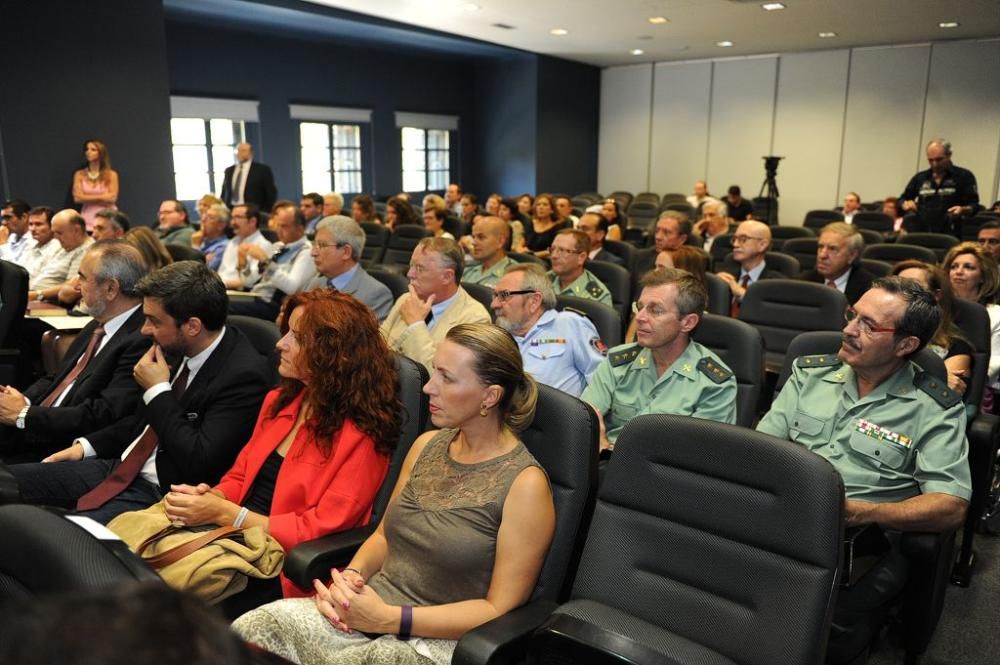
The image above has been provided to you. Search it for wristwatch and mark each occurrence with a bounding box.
[15,406,29,430]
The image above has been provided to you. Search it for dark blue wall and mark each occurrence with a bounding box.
[165,19,477,200]
[0,0,174,218]
[535,56,601,195]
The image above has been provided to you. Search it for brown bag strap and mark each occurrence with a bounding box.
[136,525,243,570]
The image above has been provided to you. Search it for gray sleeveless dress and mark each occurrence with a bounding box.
[233,429,543,665]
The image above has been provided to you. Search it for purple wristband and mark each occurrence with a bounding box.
[399,605,412,641]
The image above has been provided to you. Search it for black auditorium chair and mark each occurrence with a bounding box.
[703,273,731,317]
[739,279,847,373]
[601,240,635,271]
[585,260,631,324]
[768,224,814,252]
[360,222,389,266]
[531,414,843,665]
[852,211,894,234]
[0,260,29,385]
[901,232,958,262]
[289,384,599,665]
[382,226,433,273]
[804,209,844,232]
[962,212,1000,241]
[782,237,819,272]
[285,354,428,589]
[661,202,695,219]
[367,266,409,302]
[708,232,734,265]
[462,282,496,321]
[861,243,938,265]
[608,191,633,210]
[859,258,893,277]
[856,228,883,246]
[722,251,800,277]
[165,243,206,263]
[775,331,962,665]
[227,315,281,384]
[508,251,548,267]
[951,299,1000,588]
[556,296,622,349]
[691,313,764,427]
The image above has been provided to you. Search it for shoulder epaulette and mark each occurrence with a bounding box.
[697,357,733,384]
[609,345,641,367]
[586,280,606,299]
[795,354,842,369]
[913,371,962,409]
[562,306,588,319]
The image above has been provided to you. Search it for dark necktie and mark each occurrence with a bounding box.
[231,164,245,205]
[40,325,106,407]
[425,311,433,326]
[76,363,191,512]
[826,279,838,289]
[730,275,751,318]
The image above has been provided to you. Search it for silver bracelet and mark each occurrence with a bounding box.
[233,506,250,528]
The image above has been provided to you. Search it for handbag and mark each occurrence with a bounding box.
[107,499,285,603]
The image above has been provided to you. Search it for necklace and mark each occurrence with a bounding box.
[86,169,100,182]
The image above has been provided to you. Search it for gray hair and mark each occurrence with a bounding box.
[820,222,864,257]
[927,138,952,156]
[89,241,147,297]
[417,237,464,283]
[207,203,230,225]
[94,208,131,233]
[504,263,557,310]
[316,215,365,261]
[324,192,344,209]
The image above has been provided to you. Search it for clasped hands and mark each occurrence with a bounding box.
[163,483,230,527]
[313,569,397,635]
[237,243,269,269]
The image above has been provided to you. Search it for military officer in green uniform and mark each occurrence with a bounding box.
[757,276,970,665]
[461,216,517,289]
[581,267,737,451]
[547,229,612,306]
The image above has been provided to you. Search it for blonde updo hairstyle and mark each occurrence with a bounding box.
[446,322,538,433]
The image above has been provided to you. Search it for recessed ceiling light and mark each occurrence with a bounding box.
[648,16,669,24]
[818,31,837,38]
[939,21,960,28]
[550,28,568,36]
[761,2,785,10]
[630,49,645,56]
[716,40,734,47]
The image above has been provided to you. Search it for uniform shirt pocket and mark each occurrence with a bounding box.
[525,343,567,360]
[847,430,908,470]
[789,411,831,446]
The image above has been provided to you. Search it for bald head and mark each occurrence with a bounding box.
[731,220,771,267]
[471,215,510,266]
[52,209,88,251]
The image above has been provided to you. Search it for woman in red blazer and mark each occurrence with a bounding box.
[162,289,402,611]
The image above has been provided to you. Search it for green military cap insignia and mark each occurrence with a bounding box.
[586,280,606,298]
[795,354,842,369]
[609,344,641,367]
[914,371,962,408]
[697,357,732,384]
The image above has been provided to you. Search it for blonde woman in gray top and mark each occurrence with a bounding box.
[234,322,555,665]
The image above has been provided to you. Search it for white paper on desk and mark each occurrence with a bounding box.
[65,515,123,541]
[35,316,93,331]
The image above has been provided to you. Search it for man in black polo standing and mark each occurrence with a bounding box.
[899,139,979,235]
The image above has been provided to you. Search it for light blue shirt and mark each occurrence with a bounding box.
[514,309,606,397]
[427,291,457,330]
[328,263,360,290]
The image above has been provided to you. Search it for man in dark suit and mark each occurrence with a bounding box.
[578,212,624,266]
[0,242,150,463]
[716,220,785,315]
[798,221,875,304]
[220,143,277,212]
[6,261,272,523]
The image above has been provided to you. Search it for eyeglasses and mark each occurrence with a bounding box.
[732,235,765,244]
[314,241,347,250]
[632,301,676,318]
[979,238,1000,246]
[493,289,536,303]
[0,215,13,221]
[549,246,583,256]
[844,306,895,337]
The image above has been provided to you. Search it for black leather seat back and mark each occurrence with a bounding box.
[462,283,496,322]
[360,222,388,266]
[585,260,631,322]
[853,211,894,233]
[165,244,206,263]
[952,299,991,407]
[555,296,622,348]
[781,237,818,272]
[803,209,844,231]
[901,233,958,262]
[382,226,431,270]
[703,273,730,317]
[862,243,939,265]
[691,313,764,427]
[227,315,281,385]
[366,267,409,302]
[601,240,635,271]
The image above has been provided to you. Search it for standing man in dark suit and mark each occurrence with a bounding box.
[716,220,784,316]
[578,212,624,266]
[6,261,272,523]
[798,222,875,304]
[0,242,150,462]
[220,143,277,213]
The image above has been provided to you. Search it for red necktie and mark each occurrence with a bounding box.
[76,363,191,512]
[826,279,838,288]
[730,274,751,318]
[39,325,105,407]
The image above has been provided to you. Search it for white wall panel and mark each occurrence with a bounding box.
[922,40,1000,205]
[705,57,778,207]
[649,61,712,196]
[772,50,850,226]
[840,45,931,203]
[597,64,653,195]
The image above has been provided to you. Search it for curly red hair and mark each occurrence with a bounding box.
[271,289,401,456]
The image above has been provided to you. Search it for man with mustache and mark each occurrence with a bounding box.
[757,276,970,665]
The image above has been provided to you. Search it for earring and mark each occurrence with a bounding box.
[479,405,489,417]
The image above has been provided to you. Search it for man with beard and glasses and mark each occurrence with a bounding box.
[757,276,970,665]
[491,263,605,397]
